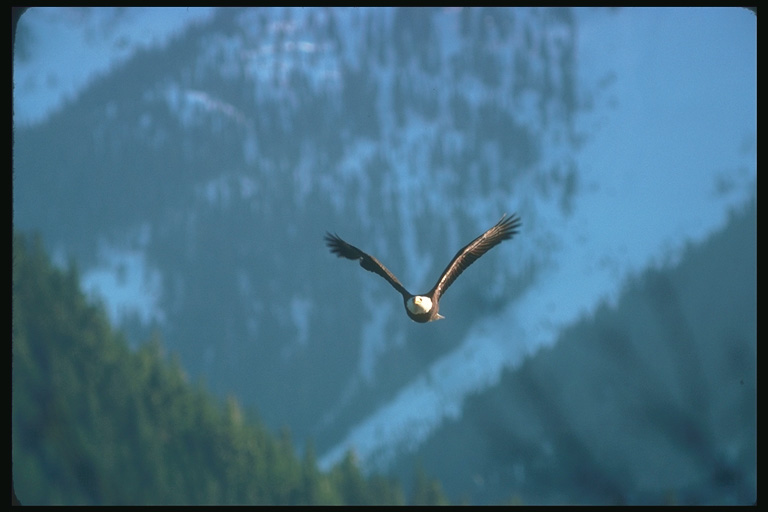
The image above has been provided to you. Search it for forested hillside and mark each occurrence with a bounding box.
[392,201,757,504]
[11,232,448,505]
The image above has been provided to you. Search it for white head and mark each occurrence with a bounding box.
[406,295,433,315]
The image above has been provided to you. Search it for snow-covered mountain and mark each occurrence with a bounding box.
[13,7,755,504]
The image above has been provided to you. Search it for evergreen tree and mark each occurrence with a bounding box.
[11,232,449,505]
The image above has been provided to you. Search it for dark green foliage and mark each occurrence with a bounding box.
[11,233,446,505]
[392,202,756,505]
[13,8,582,458]
[410,463,450,506]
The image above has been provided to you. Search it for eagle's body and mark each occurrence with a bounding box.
[325,213,521,323]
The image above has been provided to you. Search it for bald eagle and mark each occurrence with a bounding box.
[325,213,521,323]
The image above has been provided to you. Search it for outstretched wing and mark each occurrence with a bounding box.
[325,233,411,298]
[429,213,521,300]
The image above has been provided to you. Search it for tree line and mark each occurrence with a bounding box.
[12,232,449,505]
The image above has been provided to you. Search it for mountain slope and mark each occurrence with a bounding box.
[390,200,756,504]
[12,8,755,501]
[12,232,448,505]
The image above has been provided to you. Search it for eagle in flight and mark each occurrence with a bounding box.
[325,213,521,323]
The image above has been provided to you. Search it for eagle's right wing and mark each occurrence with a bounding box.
[325,233,411,298]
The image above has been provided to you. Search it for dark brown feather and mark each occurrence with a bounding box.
[325,232,411,298]
[428,213,521,300]
[325,213,521,323]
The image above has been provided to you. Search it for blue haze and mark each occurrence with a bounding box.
[13,7,755,504]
